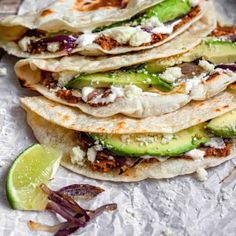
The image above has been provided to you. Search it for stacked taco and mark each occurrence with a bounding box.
[1,0,236,181]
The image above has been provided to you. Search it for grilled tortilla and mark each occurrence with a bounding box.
[15,25,236,119]
[20,93,236,182]
[0,0,209,57]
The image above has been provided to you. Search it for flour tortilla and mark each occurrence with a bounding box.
[20,91,236,134]
[0,1,212,58]
[15,7,216,74]
[26,107,236,182]
[18,72,236,118]
[15,6,219,118]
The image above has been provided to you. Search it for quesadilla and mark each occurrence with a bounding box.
[15,26,236,118]
[20,92,236,182]
[1,0,209,58]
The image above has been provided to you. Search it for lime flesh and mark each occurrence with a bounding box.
[6,144,62,211]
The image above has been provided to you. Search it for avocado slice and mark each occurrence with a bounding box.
[207,110,236,138]
[146,38,236,73]
[94,0,192,32]
[144,0,192,23]
[92,123,209,157]
[66,70,172,92]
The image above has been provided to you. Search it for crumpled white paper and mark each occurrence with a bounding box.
[0,1,236,236]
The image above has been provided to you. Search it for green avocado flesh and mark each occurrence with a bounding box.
[94,0,192,32]
[92,123,209,157]
[144,0,192,23]
[146,38,236,73]
[66,70,172,92]
[207,110,236,138]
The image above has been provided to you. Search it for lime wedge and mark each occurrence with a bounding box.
[6,144,62,211]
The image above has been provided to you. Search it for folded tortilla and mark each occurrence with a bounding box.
[15,8,223,118]
[0,0,211,58]
[21,94,236,182]
[20,92,236,134]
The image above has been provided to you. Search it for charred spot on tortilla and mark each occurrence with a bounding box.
[73,0,128,12]
[40,9,55,17]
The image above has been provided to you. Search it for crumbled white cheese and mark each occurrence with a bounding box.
[187,80,206,100]
[152,19,181,35]
[47,42,60,52]
[82,87,95,102]
[87,147,97,163]
[121,135,132,145]
[111,86,124,98]
[141,16,180,35]
[196,167,208,181]
[56,71,78,86]
[198,60,215,72]
[77,33,97,47]
[70,146,86,165]
[18,37,32,51]
[103,26,137,44]
[136,135,158,146]
[161,134,174,144]
[185,149,205,160]
[103,26,152,47]
[189,0,199,7]
[129,29,152,47]
[205,137,226,149]
[141,16,162,29]
[184,73,208,99]
[0,67,7,76]
[92,86,124,104]
[160,67,182,83]
[124,85,142,98]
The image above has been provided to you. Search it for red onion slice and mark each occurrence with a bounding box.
[46,201,86,227]
[216,64,236,72]
[57,184,104,200]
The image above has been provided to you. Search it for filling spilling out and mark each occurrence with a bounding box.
[17,0,201,54]
[39,36,236,108]
[69,110,236,174]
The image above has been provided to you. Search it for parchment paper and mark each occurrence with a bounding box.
[0,1,236,235]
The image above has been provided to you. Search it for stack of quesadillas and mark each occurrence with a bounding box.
[1,0,236,181]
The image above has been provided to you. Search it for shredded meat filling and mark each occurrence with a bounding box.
[95,36,121,51]
[211,26,236,37]
[173,5,200,31]
[56,90,82,103]
[90,151,118,173]
[41,71,58,89]
[88,142,233,174]
[204,142,232,157]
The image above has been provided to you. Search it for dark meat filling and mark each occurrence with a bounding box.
[204,142,232,157]
[211,26,236,37]
[95,5,200,50]
[77,133,233,174]
[40,72,114,107]
[56,90,82,104]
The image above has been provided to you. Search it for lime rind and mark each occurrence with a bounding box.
[6,144,62,211]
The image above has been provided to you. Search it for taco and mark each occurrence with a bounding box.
[20,92,236,182]
[1,0,210,58]
[15,26,236,118]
